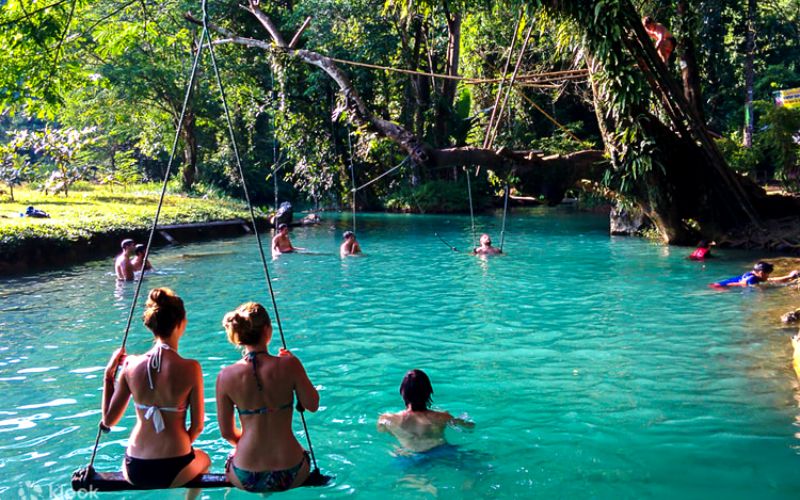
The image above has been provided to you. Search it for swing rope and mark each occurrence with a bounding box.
[201,1,319,470]
[347,127,357,232]
[465,166,477,249]
[500,182,510,252]
[351,156,410,193]
[85,20,208,473]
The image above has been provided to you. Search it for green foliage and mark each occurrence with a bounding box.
[384,175,492,213]
[754,102,800,186]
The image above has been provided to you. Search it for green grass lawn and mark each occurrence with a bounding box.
[0,182,261,250]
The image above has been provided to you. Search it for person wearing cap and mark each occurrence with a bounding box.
[132,243,154,273]
[712,261,800,288]
[271,223,303,257]
[473,234,502,256]
[115,239,136,281]
[340,231,362,257]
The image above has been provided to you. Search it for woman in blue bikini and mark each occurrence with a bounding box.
[217,302,319,493]
[101,287,210,490]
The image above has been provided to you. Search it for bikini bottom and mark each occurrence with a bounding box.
[124,449,196,488]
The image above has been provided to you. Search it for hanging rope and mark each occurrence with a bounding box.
[347,127,357,232]
[85,20,208,472]
[483,9,523,150]
[486,22,535,150]
[465,166,477,249]
[201,0,320,471]
[500,182,510,252]
[351,156,410,193]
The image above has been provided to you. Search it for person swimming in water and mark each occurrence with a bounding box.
[115,239,135,281]
[712,261,800,288]
[132,244,154,273]
[689,240,714,261]
[473,234,502,256]
[340,231,362,257]
[377,369,473,453]
[271,223,305,257]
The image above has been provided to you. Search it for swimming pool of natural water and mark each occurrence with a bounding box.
[2,209,800,499]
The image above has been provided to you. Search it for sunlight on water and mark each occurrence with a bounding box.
[1,208,799,498]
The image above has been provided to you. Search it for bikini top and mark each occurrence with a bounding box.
[236,350,292,416]
[134,343,187,434]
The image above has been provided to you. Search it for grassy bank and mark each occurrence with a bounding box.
[0,183,263,270]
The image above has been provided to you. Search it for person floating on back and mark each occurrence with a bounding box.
[115,239,135,281]
[377,369,473,453]
[689,240,715,261]
[271,223,305,257]
[711,261,800,288]
[340,231,362,257]
[473,234,502,256]
[642,16,677,64]
[132,243,154,273]
[217,302,319,493]
[101,288,210,491]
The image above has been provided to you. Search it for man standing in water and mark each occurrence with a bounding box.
[131,243,153,273]
[340,231,362,257]
[115,239,135,281]
[272,223,304,257]
[473,234,502,256]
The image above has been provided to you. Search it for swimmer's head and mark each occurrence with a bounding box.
[400,369,433,412]
[753,261,774,277]
[480,234,492,246]
[277,223,288,233]
[142,287,186,339]
[698,240,709,249]
[223,302,272,347]
[343,231,355,240]
[135,244,146,257]
[642,16,654,27]
[121,238,135,251]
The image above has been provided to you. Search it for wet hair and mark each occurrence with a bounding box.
[135,243,146,256]
[697,240,709,249]
[121,238,135,250]
[642,16,654,26]
[278,223,288,231]
[400,369,434,412]
[343,231,354,239]
[142,288,186,339]
[753,261,774,274]
[222,302,271,346]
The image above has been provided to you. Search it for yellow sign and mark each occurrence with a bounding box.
[776,88,800,108]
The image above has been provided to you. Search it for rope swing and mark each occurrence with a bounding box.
[347,126,357,232]
[73,0,328,491]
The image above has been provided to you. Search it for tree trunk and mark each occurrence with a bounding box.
[743,0,756,147]
[676,0,705,123]
[433,9,461,147]
[180,110,197,190]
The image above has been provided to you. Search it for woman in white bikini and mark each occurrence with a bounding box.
[101,287,209,489]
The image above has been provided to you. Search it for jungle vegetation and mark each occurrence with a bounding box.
[1,0,799,247]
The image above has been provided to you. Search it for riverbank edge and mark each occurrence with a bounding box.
[0,218,272,276]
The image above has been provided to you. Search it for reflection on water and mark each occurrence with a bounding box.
[1,209,800,498]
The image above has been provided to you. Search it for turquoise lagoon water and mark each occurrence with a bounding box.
[1,209,800,499]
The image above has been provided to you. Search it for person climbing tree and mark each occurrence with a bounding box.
[642,16,677,64]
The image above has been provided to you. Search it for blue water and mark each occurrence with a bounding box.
[1,209,800,499]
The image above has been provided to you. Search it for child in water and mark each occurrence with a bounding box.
[712,261,799,288]
[377,369,473,453]
[689,240,714,260]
